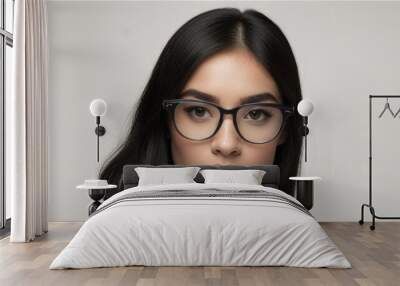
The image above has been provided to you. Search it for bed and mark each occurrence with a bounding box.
[49,164,351,269]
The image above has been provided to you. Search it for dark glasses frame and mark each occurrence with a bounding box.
[162,98,295,144]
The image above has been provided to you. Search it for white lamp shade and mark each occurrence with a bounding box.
[89,99,107,116]
[297,99,314,116]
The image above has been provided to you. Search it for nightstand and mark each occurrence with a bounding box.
[76,183,117,216]
[289,176,321,210]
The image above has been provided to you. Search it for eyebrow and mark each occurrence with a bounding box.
[179,89,279,105]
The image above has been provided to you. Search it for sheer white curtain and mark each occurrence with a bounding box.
[9,0,49,242]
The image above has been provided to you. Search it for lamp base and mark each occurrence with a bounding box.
[303,126,309,136]
[95,126,106,136]
[299,126,309,136]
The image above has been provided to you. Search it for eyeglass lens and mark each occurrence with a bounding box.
[173,101,284,143]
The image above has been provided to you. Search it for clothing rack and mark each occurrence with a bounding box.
[359,95,400,230]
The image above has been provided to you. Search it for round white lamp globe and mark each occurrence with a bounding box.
[89,99,107,117]
[297,99,314,116]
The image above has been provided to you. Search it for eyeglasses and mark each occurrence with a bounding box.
[162,99,295,144]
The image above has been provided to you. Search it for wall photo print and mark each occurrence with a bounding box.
[4,1,400,285]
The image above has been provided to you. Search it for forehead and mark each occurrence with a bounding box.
[181,48,281,106]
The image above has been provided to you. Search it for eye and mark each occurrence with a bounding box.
[184,106,212,119]
[244,109,271,121]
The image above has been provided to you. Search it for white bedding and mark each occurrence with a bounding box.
[49,183,351,269]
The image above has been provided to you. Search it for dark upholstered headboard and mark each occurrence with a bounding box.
[121,164,280,190]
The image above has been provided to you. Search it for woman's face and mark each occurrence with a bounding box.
[169,47,286,166]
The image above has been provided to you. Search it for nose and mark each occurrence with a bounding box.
[210,115,242,158]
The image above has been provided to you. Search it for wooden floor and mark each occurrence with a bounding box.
[0,222,399,286]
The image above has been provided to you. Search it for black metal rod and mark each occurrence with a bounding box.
[97,124,99,162]
[369,95,372,206]
[370,95,400,98]
[96,116,100,162]
[305,129,307,162]
[304,116,308,162]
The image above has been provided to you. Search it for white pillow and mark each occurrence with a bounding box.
[200,169,266,185]
[135,167,201,186]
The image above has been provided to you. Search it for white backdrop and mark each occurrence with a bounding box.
[46,1,400,222]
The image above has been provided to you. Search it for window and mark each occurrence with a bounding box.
[0,0,14,237]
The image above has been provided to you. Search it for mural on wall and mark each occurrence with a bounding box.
[98,7,305,196]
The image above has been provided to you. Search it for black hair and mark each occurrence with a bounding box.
[99,7,303,197]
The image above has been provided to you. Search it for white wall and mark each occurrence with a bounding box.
[47,1,400,222]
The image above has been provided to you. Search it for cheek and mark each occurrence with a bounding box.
[169,127,210,164]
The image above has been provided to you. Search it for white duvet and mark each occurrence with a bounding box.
[49,183,351,269]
